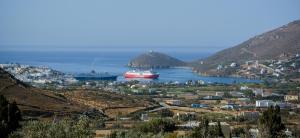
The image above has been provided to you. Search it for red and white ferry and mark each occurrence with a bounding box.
[124,70,159,79]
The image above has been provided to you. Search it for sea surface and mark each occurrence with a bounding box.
[0,50,261,84]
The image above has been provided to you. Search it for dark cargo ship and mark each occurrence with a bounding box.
[74,70,118,81]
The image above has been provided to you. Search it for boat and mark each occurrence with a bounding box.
[74,70,118,81]
[124,70,159,79]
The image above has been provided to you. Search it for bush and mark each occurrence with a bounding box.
[10,116,94,138]
[107,130,183,138]
[136,118,176,134]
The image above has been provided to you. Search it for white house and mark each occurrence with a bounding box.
[221,104,234,110]
[284,94,299,102]
[165,99,182,106]
[238,111,259,120]
[240,86,250,90]
[230,62,237,67]
[217,65,223,70]
[256,100,274,108]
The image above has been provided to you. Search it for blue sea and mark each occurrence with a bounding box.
[0,50,260,84]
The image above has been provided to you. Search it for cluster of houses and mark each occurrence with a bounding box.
[159,84,300,112]
[155,88,298,137]
[247,53,300,78]
[216,53,300,79]
[116,80,300,138]
[155,85,300,118]
[0,63,77,86]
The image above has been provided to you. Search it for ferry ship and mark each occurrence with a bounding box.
[74,70,118,81]
[124,70,159,79]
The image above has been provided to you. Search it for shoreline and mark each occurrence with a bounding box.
[126,65,261,83]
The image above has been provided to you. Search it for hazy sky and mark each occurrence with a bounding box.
[0,0,300,52]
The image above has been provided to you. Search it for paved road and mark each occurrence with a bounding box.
[148,102,171,112]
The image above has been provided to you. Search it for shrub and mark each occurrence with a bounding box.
[107,130,177,138]
[10,116,94,138]
[136,118,176,134]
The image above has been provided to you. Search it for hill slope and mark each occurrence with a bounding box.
[0,68,87,118]
[0,68,156,118]
[128,51,186,68]
[193,20,300,75]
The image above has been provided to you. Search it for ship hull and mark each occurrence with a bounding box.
[124,73,159,79]
[75,76,117,81]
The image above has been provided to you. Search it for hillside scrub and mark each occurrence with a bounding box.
[10,116,95,138]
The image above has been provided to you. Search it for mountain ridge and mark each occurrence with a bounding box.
[192,20,300,75]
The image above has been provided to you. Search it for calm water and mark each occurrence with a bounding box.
[0,50,260,84]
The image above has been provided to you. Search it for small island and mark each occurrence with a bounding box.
[128,51,186,68]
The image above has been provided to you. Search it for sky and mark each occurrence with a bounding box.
[0,0,300,52]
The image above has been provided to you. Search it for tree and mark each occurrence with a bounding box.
[0,95,22,138]
[190,118,225,138]
[259,105,285,137]
[206,121,225,138]
[243,90,255,98]
[217,121,225,137]
[8,102,21,130]
[203,119,209,138]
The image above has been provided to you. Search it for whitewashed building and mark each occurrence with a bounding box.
[256,100,274,108]
[165,99,182,106]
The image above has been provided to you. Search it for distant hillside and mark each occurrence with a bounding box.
[193,20,300,75]
[0,68,87,118]
[128,51,186,68]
